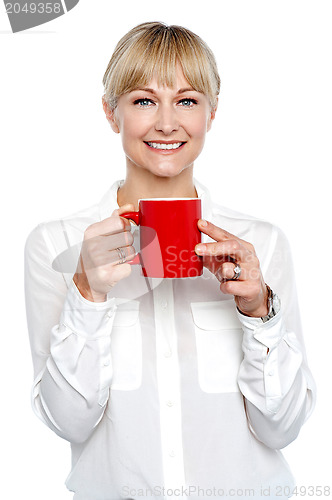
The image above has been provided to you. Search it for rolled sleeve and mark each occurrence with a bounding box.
[60,280,117,339]
[237,309,303,414]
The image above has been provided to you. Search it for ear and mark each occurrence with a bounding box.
[102,96,120,134]
[207,97,218,132]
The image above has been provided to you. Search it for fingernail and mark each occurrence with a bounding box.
[199,219,208,227]
[195,244,206,254]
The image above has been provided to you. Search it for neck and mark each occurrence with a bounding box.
[117,165,197,210]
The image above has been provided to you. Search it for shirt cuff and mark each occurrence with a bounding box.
[236,308,285,352]
[59,280,117,339]
[236,309,286,413]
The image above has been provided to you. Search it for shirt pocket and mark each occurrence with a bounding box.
[110,300,142,391]
[190,300,244,394]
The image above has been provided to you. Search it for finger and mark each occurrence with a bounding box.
[106,262,132,284]
[110,245,136,266]
[89,261,133,288]
[81,232,134,264]
[219,278,260,299]
[198,219,252,251]
[215,262,243,282]
[86,214,132,239]
[83,245,136,269]
[98,230,134,252]
[198,219,236,243]
[196,239,247,262]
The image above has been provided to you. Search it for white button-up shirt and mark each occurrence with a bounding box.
[24,180,316,500]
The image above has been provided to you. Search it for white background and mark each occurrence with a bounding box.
[0,1,331,498]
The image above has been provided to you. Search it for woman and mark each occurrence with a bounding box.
[25,22,315,500]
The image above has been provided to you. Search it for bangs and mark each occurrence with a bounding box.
[103,23,220,108]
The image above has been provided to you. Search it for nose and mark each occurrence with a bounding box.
[154,104,179,135]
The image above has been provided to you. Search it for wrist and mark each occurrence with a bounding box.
[260,284,281,323]
[237,284,269,318]
[238,284,281,323]
[72,272,107,303]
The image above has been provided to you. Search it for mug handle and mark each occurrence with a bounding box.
[121,211,140,225]
[121,211,140,265]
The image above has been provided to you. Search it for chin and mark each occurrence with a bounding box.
[150,169,186,179]
[145,161,192,178]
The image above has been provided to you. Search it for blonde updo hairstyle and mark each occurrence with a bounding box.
[102,22,220,110]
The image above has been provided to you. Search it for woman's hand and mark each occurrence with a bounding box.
[195,219,269,317]
[73,204,136,302]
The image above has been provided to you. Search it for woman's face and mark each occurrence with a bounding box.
[107,65,216,179]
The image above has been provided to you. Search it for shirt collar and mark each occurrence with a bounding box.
[98,178,213,222]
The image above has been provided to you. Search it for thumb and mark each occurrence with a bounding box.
[111,203,135,217]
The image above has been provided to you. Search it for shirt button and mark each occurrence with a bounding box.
[169,450,176,457]
[268,370,274,376]
[166,400,174,407]
[164,350,172,358]
[160,301,168,309]
[104,359,111,367]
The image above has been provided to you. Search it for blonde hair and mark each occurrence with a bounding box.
[102,22,220,110]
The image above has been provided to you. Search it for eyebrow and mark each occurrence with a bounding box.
[134,87,196,95]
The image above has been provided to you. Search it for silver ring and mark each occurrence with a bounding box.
[115,247,127,264]
[232,263,241,280]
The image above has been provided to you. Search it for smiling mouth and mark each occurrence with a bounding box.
[145,141,186,150]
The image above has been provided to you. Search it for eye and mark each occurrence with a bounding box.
[178,98,198,107]
[133,98,155,107]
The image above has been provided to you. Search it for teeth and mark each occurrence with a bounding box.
[147,142,183,150]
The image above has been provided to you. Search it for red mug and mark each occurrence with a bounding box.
[121,198,202,278]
